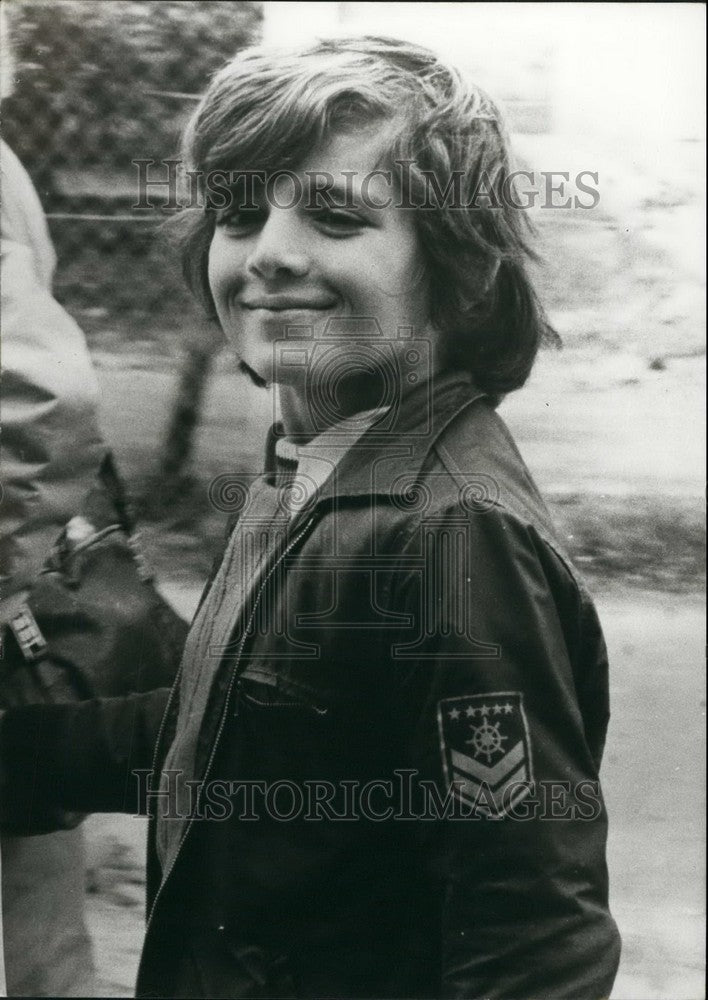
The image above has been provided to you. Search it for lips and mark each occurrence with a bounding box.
[241,296,336,311]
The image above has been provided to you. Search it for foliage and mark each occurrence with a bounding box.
[3,0,262,188]
[1,0,262,332]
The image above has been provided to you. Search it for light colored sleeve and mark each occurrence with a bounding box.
[1,145,106,598]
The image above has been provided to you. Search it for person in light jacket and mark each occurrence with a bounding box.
[1,8,102,994]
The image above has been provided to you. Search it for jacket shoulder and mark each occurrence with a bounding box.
[426,396,572,565]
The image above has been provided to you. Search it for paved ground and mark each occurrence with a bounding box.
[600,592,705,999]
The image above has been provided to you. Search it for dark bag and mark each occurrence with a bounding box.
[0,453,188,828]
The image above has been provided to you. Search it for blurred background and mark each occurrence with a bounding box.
[1,2,705,997]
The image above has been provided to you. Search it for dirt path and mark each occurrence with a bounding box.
[600,591,705,999]
[82,586,705,998]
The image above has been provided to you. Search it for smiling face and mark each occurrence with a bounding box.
[207,129,440,405]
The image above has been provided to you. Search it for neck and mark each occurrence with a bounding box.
[278,374,394,442]
[278,384,317,442]
[277,332,449,442]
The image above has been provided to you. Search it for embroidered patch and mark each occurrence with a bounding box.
[437,692,533,817]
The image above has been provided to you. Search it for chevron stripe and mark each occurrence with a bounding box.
[451,740,526,787]
[452,759,530,814]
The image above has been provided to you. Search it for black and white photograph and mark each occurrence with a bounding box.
[0,2,705,997]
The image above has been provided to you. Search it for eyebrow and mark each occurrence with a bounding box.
[303,172,397,214]
[303,175,359,209]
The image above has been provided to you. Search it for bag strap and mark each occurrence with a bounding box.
[98,450,136,535]
[5,602,48,663]
[97,452,155,582]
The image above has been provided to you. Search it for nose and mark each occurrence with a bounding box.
[246,207,310,280]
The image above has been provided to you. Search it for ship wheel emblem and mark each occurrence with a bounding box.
[466,713,508,764]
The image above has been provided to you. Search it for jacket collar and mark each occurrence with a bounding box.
[289,370,490,504]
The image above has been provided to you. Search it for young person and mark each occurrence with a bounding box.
[0,36,621,998]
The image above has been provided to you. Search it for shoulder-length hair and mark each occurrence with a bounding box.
[175,35,557,396]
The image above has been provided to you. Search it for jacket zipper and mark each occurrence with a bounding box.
[140,513,316,951]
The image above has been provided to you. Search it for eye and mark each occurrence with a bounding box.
[312,208,367,235]
[214,205,267,233]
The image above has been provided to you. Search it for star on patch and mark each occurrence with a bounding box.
[437,692,533,817]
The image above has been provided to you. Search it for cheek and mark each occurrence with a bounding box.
[206,242,225,307]
[373,216,426,295]
[396,235,429,317]
[370,239,428,318]
[337,237,421,307]
[207,234,246,306]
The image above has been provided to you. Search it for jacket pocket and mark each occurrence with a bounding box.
[224,942,298,999]
[232,672,349,785]
[177,928,298,998]
[236,669,332,717]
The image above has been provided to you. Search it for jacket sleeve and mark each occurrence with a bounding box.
[388,503,621,999]
[0,688,170,834]
[0,236,105,598]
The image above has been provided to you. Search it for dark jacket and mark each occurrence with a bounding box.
[1,372,621,998]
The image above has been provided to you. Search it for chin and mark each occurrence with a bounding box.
[231,345,273,387]
[237,359,270,389]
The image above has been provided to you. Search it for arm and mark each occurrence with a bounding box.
[390,504,620,998]
[0,688,170,835]
[0,236,105,598]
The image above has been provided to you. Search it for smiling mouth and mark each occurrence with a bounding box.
[241,301,336,312]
